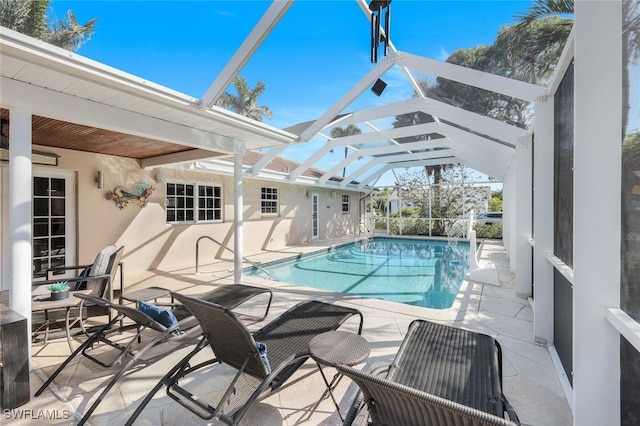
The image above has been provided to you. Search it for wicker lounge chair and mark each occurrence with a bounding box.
[35,284,272,426]
[126,292,364,426]
[338,319,520,426]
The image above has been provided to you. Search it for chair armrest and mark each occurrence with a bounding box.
[342,363,392,425]
[45,264,92,279]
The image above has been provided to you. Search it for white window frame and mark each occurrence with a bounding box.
[261,187,279,216]
[166,181,223,224]
[341,194,350,214]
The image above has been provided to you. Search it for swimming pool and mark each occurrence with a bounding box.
[250,238,473,309]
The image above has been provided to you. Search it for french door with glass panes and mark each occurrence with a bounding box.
[32,171,76,280]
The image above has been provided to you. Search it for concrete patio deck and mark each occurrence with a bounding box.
[12,238,572,425]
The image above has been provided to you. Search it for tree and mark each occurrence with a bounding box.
[394,166,484,236]
[391,96,454,205]
[216,76,272,122]
[330,124,362,177]
[0,0,97,51]
[430,15,572,128]
[514,0,640,132]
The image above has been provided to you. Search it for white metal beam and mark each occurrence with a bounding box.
[318,139,448,184]
[341,150,456,186]
[317,97,524,146]
[200,0,294,108]
[249,145,289,175]
[298,53,396,141]
[396,51,547,102]
[357,158,457,188]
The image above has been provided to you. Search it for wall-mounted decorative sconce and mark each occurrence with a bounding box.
[331,191,337,199]
[305,190,309,199]
[95,171,104,189]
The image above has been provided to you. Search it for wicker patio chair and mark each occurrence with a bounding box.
[338,319,520,426]
[126,292,364,426]
[35,284,273,426]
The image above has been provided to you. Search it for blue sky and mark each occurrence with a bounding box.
[51,0,535,184]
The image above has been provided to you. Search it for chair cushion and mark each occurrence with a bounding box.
[89,245,118,277]
[74,267,91,291]
[86,245,117,295]
[138,301,180,334]
[256,342,271,373]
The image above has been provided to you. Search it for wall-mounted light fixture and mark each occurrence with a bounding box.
[95,171,104,189]
[305,190,309,199]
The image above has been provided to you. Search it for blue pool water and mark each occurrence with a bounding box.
[250,238,473,309]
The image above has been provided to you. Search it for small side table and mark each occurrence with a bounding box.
[121,286,172,306]
[31,289,92,352]
[308,330,370,421]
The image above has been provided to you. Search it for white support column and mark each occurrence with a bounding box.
[233,153,244,284]
[502,159,515,268]
[515,135,533,298]
[8,107,33,360]
[533,98,554,345]
[573,2,621,424]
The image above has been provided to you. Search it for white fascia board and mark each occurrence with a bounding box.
[1,27,198,106]
[1,76,247,154]
[298,54,396,141]
[1,27,296,148]
[397,51,547,102]
[200,107,297,145]
[200,0,294,108]
[141,149,228,169]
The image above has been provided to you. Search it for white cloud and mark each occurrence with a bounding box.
[438,47,450,61]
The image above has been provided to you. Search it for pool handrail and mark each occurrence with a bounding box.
[195,235,278,281]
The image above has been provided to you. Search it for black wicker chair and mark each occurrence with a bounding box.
[35,284,273,426]
[338,319,520,426]
[126,292,364,426]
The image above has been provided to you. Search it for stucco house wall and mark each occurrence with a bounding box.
[1,146,363,288]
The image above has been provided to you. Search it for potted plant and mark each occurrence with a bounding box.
[48,282,70,301]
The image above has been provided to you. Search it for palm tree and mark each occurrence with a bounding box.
[216,76,273,122]
[0,0,97,51]
[514,0,640,132]
[330,124,362,177]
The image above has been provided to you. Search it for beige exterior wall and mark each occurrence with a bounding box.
[1,146,363,288]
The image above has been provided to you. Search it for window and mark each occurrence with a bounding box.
[342,194,350,213]
[166,182,222,224]
[198,185,222,221]
[261,187,279,215]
